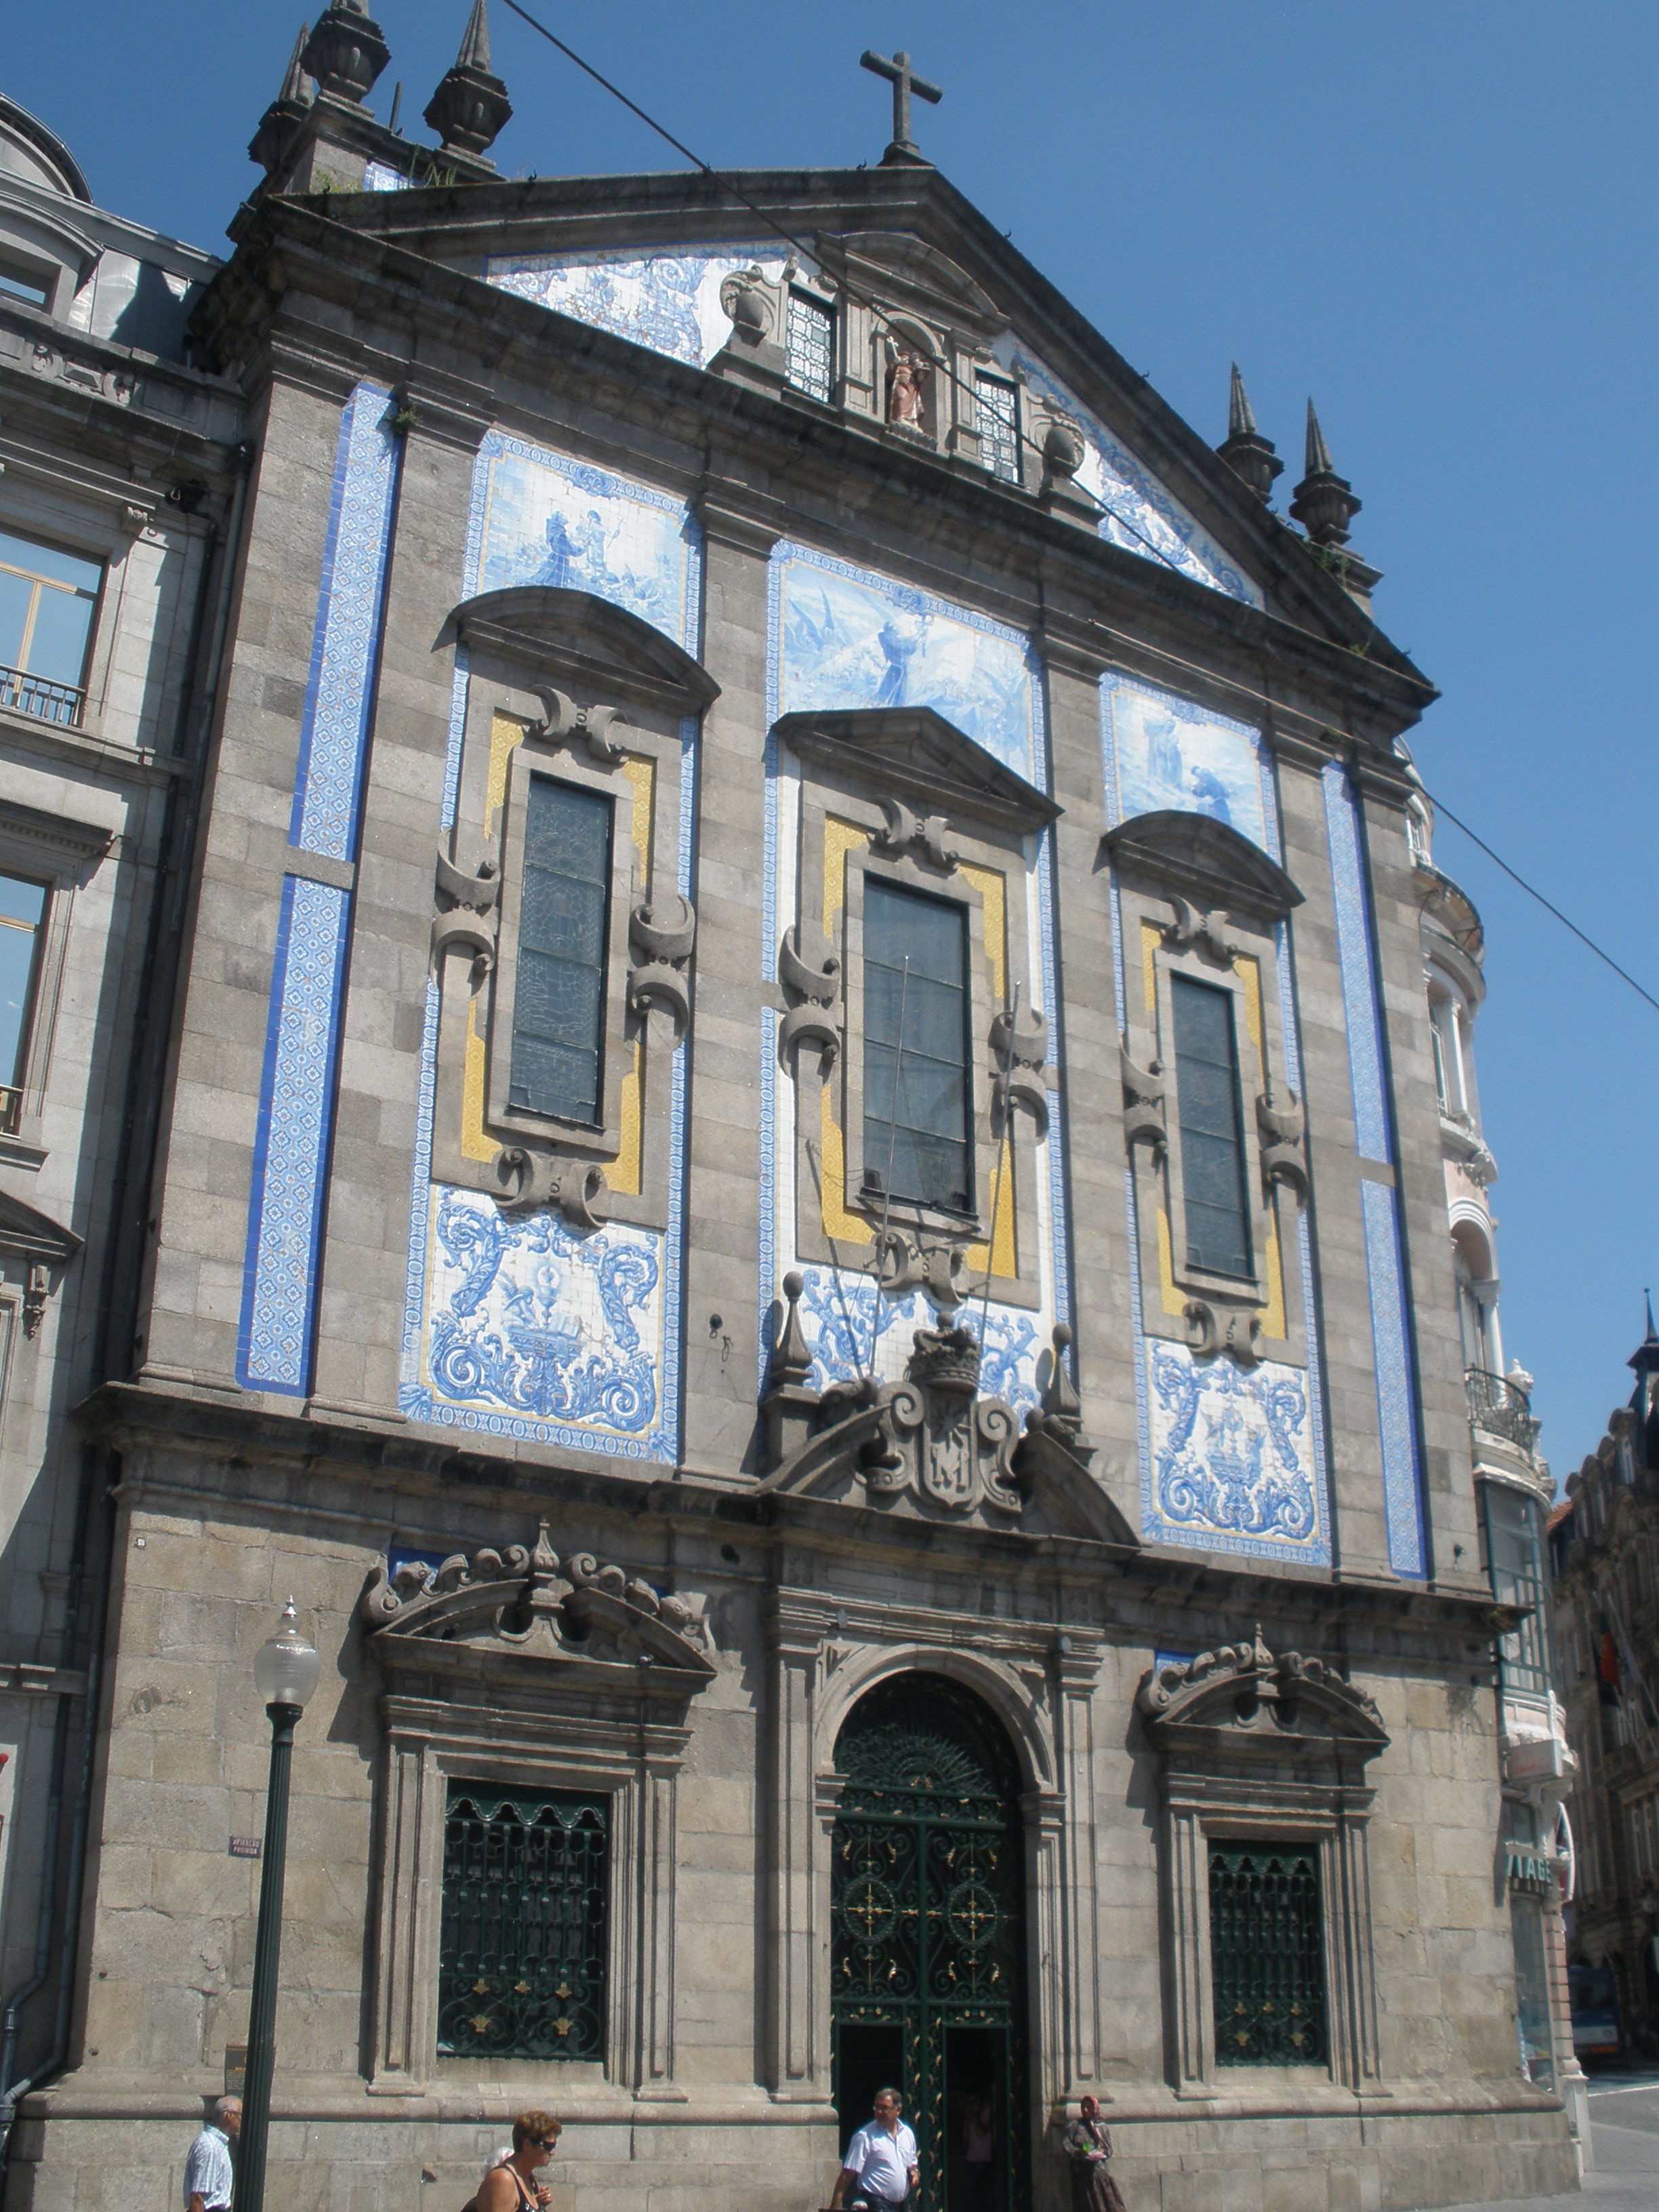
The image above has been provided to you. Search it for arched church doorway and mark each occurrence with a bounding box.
[831,1673,1029,2212]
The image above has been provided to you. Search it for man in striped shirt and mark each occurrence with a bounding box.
[184,2097,240,2212]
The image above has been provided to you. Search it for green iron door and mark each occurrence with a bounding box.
[832,1675,1029,2212]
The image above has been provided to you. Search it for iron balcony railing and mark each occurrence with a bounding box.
[0,662,85,729]
[1467,1365,1542,1454]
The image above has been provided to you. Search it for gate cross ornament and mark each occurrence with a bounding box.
[860,48,943,162]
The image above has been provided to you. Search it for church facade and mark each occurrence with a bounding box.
[9,9,1577,2209]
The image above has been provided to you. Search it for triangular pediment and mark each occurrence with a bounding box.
[816,230,1006,341]
[449,586,720,716]
[773,705,1059,835]
[0,1188,81,1265]
[1103,809,1303,922]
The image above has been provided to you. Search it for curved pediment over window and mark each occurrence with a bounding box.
[361,1528,715,1695]
[815,232,1007,344]
[773,705,1059,836]
[1136,1630,1387,1766]
[1103,810,1303,924]
[449,586,720,717]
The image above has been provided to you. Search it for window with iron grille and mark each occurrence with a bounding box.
[785,289,835,404]
[862,878,973,1214]
[1170,974,1252,1277]
[976,373,1021,485]
[438,1784,609,2062]
[509,775,613,1124]
[1209,1842,1326,2065]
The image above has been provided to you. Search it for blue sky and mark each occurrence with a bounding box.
[8,1,1655,1480]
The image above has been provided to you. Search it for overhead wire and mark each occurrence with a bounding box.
[494,0,1658,1025]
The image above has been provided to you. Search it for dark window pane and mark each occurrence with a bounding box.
[508,777,612,1124]
[1171,974,1251,1278]
[862,878,972,1212]
[438,1783,609,2062]
[1484,1484,1551,1695]
[785,291,834,403]
[977,373,1020,484]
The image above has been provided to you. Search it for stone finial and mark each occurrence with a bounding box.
[1288,400,1362,546]
[249,23,316,175]
[1216,363,1284,504]
[424,0,513,160]
[1040,1322,1083,1440]
[768,1272,815,1392]
[302,0,390,108]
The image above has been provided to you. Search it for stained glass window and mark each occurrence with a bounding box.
[438,1784,609,2062]
[1209,1843,1326,2065]
[509,775,612,1124]
[976,373,1020,485]
[863,879,972,1214]
[785,290,835,404]
[1170,974,1252,1277]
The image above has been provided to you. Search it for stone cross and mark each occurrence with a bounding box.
[859,48,942,161]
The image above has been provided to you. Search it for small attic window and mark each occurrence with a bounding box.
[976,373,1021,485]
[785,290,834,405]
[0,255,51,311]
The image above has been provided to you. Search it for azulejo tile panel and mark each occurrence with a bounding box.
[406,1189,671,1457]
[773,543,1038,777]
[237,875,351,1395]
[405,433,699,1460]
[1147,1341,1321,1556]
[1321,761,1393,1166]
[1361,1178,1428,1578]
[487,244,795,371]
[1101,672,1267,850]
[289,380,401,863]
[1005,346,1262,609]
[794,1268,1044,1412]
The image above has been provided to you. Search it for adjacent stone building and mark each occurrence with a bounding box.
[1551,1315,1659,2060]
[0,91,243,2134]
[6,7,1578,2207]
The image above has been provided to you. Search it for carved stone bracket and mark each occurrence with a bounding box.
[529,685,628,766]
[870,796,960,874]
[1183,1297,1265,1368]
[628,890,696,1038]
[1163,896,1237,966]
[779,926,844,1069]
[495,1145,607,1233]
[990,1002,1054,1134]
[1120,1042,1167,1159]
[876,1227,969,1311]
[1256,1082,1309,1202]
[432,848,499,973]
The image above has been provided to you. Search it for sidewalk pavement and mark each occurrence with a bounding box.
[1416,2072,1658,2212]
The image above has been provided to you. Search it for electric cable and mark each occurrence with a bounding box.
[493,0,1658,1025]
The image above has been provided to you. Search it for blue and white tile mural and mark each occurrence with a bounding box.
[1101,673,1268,850]
[407,1191,672,1455]
[791,1269,1044,1412]
[772,544,1038,780]
[1147,1343,1321,1555]
[475,436,701,649]
[1005,348,1261,609]
[399,434,701,1462]
[488,245,795,371]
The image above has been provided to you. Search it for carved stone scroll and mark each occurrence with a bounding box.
[779,925,844,1068]
[628,890,696,1038]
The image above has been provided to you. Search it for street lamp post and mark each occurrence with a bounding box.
[232,1599,319,2212]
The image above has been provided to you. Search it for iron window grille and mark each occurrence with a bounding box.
[975,374,1021,485]
[1208,1843,1327,2066]
[438,1784,609,2062]
[785,289,835,405]
[1170,973,1252,1277]
[861,878,973,1214]
[508,775,613,1124]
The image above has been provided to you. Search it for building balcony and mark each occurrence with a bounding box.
[1468,1364,1542,1453]
[0,1087,20,1137]
[0,663,85,729]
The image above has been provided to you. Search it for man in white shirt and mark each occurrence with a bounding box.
[831,2087,920,2209]
[183,2097,240,2212]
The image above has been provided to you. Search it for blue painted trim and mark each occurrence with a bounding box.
[1321,762,1393,1166]
[1361,1178,1429,1578]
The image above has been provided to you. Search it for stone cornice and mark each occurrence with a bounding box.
[193,200,1437,744]
[85,1377,1518,1653]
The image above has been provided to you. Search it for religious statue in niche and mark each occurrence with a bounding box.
[884,340,933,428]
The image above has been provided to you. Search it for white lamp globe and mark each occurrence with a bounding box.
[253,1597,321,1711]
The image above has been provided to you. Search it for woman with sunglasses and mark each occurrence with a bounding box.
[472,2112,561,2212]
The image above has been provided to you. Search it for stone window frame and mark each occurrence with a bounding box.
[370,1693,689,2102]
[789,777,1046,1312]
[1151,943,1269,1309]
[431,588,716,1235]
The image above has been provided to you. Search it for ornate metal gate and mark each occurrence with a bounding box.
[832,1675,1029,2212]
